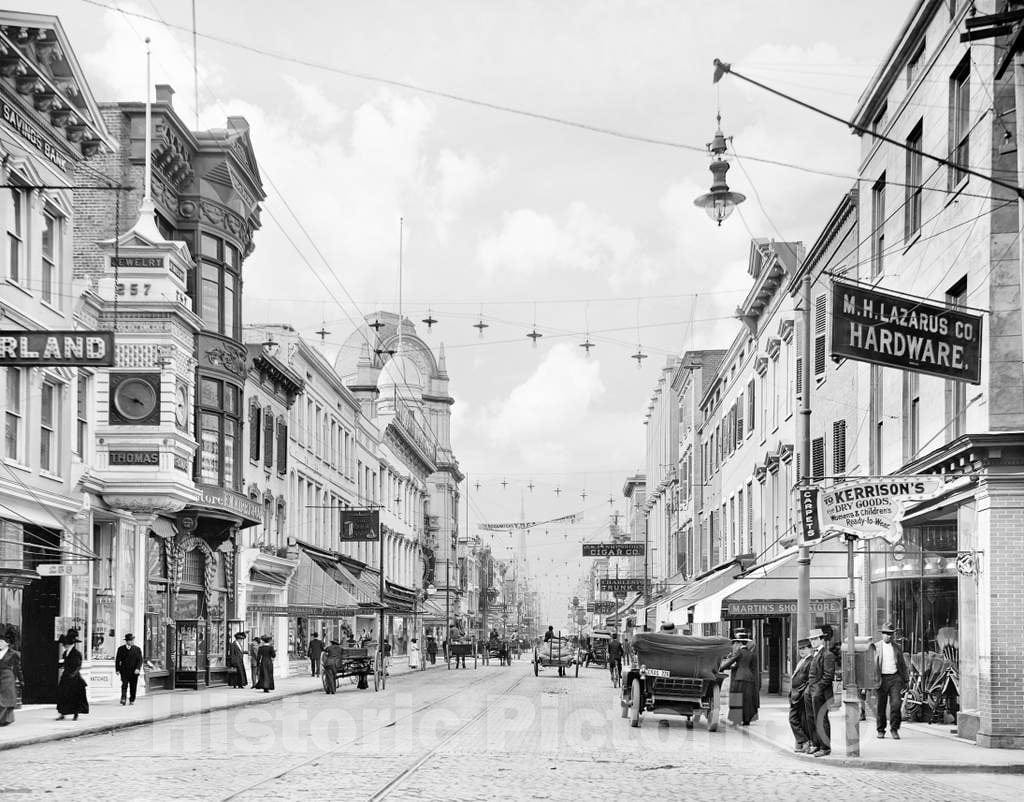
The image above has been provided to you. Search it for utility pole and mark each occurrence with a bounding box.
[797,272,812,647]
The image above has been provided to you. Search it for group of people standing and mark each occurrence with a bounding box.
[226,632,277,692]
[787,624,841,756]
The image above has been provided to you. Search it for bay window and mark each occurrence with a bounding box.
[197,376,242,490]
[197,233,242,339]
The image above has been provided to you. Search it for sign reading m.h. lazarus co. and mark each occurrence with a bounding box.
[0,331,115,366]
[830,280,982,384]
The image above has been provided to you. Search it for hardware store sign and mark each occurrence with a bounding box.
[830,280,982,384]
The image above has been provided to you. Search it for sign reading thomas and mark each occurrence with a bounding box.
[830,280,982,384]
[0,330,115,366]
[599,577,644,593]
[339,508,380,542]
[582,542,645,557]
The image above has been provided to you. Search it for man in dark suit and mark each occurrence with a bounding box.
[228,632,248,688]
[789,637,814,752]
[115,633,143,706]
[308,633,324,677]
[248,636,260,689]
[803,626,837,757]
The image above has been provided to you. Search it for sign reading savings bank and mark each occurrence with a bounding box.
[830,280,982,384]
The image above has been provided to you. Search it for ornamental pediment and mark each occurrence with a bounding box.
[754,356,769,377]
[765,337,781,360]
[778,318,794,343]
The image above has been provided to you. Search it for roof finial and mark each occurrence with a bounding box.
[131,37,162,241]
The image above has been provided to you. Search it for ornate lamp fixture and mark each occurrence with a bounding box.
[693,114,746,226]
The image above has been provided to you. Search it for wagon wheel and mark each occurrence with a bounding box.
[574,660,579,678]
[534,657,539,676]
[321,671,331,694]
[629,677,642,728]
[620,687,628,718]
[707,683,721,732]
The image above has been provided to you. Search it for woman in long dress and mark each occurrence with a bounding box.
[0,629,22,726]
[255,636,276,693]
[721,629,759,726]
[56,631,89,721]
[407,637,421,670]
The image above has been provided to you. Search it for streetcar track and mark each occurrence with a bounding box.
[366,673,528,801]
[219,668,512,802]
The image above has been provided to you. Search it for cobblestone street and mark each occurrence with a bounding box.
[4,661,1021,801]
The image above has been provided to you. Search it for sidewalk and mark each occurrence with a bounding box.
[736,696,1024,773]
[0,658,442,752]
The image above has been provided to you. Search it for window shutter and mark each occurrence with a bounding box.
[833,420,847,475]
[249,403,261,461]
[736,393,744,442]
[277,419,288,475]
[814,294,827,375]
[795,325,804,397]
[796,453,802,483]
[747,379,756,432]
[811,437,825,481]
[263,409,274,468]
[746,484,753,548]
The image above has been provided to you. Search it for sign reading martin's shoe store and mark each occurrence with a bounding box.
[830,280,982,384]
[0,330,115,366]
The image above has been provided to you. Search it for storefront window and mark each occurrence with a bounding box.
[119,524,136,641]
[197,377,241,491]
[92,523,117,660]
[870,524,958,662]
[145,535,169,671]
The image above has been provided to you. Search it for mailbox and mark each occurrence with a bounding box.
[841,636,877,689]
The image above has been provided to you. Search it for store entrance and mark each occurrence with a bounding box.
[21,576,59,704]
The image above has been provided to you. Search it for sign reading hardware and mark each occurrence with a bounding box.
[0,330,114,366]
[724,599,842,618]
[582,542,645,557]
[830,280,982,384]
[599,577,644,592]
[340,509,380,541]
[109,450,159,466]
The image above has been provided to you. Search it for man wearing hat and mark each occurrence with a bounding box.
[115,634,143,706]
[873,622,908,739]
[789,638,814,752]
[803,627,837,756]
[228,632,248,688]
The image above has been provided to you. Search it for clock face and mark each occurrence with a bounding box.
[175,386,189,428]
[112,376,160,424]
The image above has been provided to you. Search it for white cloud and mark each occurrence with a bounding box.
[428,149,501,243]
[477,201,662,290]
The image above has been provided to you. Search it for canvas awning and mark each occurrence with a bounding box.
[688,547,856,625]
[288,545,362,613]
[603,593,642,627]
[663,559,748,627]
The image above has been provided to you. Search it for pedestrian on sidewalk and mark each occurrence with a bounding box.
[322,639,344,693]
[408,637,421,670]
[308,633,324,677]
[0,627,23,726]
[803,627,836,757]
[789,637,813,752]
[228,632,248,688]
[248,635,260,690]
[426,636,437,665]
[255,636,276,693]
[55,629,88,721]
[115,633,143,706]
[721,628,760,726]
[873,621,908,740]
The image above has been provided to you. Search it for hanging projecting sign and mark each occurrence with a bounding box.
[593,600,617,614]
[339,509,380,542]
[0,331,115,366]
[797,487,822,546]
[599,577,644,593]
[830,280,982,384]
[582,543,645,557]
[816,478,946,544]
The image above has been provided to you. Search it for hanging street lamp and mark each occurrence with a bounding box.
[693,115,746,226]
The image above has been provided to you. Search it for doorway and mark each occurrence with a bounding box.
[21,576,60,703]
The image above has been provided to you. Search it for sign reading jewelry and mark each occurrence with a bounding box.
[582,543,645,557]
[0,330,114,366]
[830,280,982,384]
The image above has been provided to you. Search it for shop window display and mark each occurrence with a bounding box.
[92,524,117,660]
[145,536,169,672]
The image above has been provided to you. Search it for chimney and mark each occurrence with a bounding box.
[155,84,174,106]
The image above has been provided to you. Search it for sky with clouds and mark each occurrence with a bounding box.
[25,0,914,620]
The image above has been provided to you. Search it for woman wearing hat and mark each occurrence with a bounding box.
[0,628,23,726]
[55,629,89,721]
[721,628,760,726]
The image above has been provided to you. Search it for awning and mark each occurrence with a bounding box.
[383,581,418,613]
[689,547,857,625]
[664,560,747,627]
[420,598,450,624]
[334,560,382,607]
[289,546,362,612]
[250,568,290,587]
[603,593,642,627]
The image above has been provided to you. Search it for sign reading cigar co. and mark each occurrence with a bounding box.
[582,543,645,557]
[830,280,982,384]
[0,330,115,366]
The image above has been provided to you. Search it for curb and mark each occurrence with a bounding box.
[0,662,443,753]
[737,721,1024,774]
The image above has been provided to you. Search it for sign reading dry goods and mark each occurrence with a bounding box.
[818,478,945,543]
[830,280,982,384]
[0,330,115,366]
[582,542,645,557]
[599,577,644,593]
